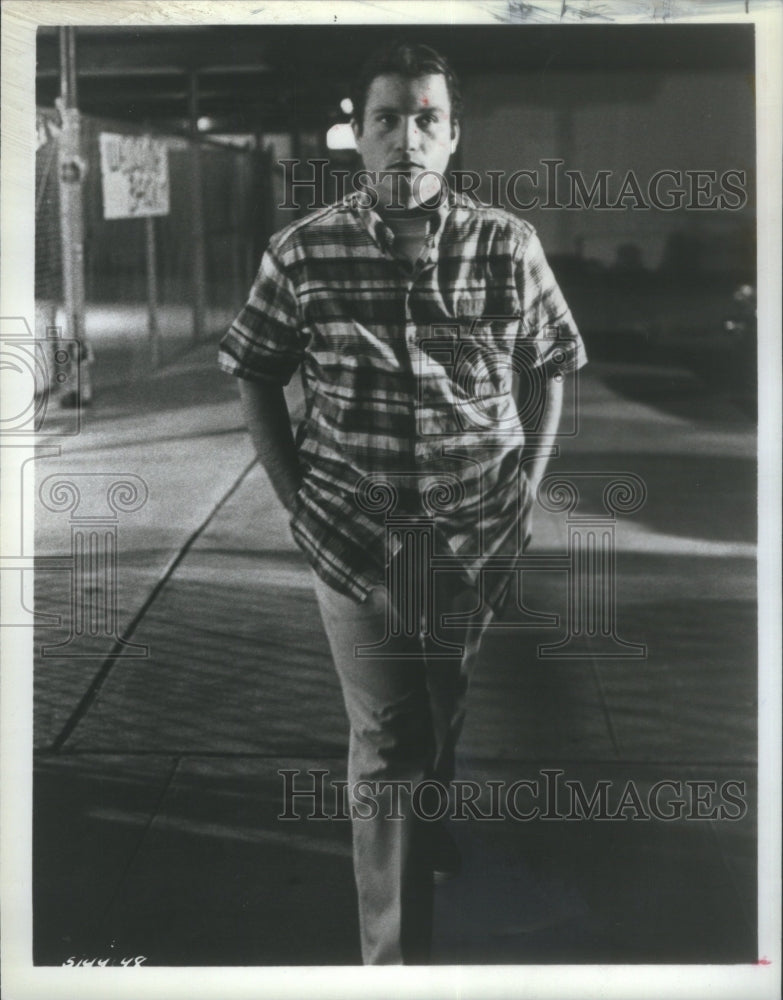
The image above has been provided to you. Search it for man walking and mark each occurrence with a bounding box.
[218,40,586,964]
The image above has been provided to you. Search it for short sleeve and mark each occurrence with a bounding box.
[217,244,305,385]
[516,229,587,380]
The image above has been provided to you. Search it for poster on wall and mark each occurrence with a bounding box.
[99,132,170,219]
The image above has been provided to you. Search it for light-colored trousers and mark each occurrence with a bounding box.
[312,565,498,964]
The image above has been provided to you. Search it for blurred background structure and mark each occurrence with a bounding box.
[35,23,755,404]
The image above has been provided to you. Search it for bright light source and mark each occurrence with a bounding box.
[197,116,215,131]
[326,122,356,151]
[340,97,353,115]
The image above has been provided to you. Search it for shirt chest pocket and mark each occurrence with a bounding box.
[452,279,520,324]
[456,317,524,398]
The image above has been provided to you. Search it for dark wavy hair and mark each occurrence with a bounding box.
[350,40,463,135]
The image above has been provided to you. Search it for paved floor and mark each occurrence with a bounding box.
[32,335,758,966]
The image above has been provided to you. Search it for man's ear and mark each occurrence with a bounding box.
[351,117,362,146]
[450,120,460,154]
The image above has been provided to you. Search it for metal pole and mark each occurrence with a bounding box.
[140,117,162,369]
[59,25,77,110]
[188,71,206,343]
[145,216,160,367]
[57,26,91,404]
[230,159,240,305]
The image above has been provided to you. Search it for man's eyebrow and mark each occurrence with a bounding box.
[368,104,446,115]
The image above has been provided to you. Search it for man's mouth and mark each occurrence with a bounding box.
[386,161,423,171]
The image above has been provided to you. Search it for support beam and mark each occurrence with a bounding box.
[57,26,91,404]
[145,216,160,368]
[188,71,206,343]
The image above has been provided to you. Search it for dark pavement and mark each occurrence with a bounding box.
[32,335,758,968]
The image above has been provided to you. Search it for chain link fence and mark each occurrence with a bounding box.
[35,107,270,399]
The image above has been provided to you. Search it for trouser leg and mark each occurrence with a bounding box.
[426,507,532,787]
[312,573,434,965]
[312,567,499,962]
[425,571,497,787]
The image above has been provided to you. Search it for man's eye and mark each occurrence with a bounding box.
[378,114,396,126]
[418,114,437,126]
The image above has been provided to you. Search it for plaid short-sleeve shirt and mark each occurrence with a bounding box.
[218,188,587,604]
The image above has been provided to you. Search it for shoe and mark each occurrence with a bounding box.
[427,821,461,884]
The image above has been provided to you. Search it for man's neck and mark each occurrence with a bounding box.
[379,198,440,219]
[379,210,433,266]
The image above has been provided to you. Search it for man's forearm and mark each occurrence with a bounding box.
[238,380,302,513]
[521,374,564,490]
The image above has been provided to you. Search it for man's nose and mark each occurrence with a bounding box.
[401,117,420,152]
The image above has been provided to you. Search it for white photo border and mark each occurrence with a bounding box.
[1,2,780,999]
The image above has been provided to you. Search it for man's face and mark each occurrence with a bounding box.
[353,72,459,209]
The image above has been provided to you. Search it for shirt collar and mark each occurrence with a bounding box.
[343,184,475,257]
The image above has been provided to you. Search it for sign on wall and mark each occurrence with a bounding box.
[99,133,170,219]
